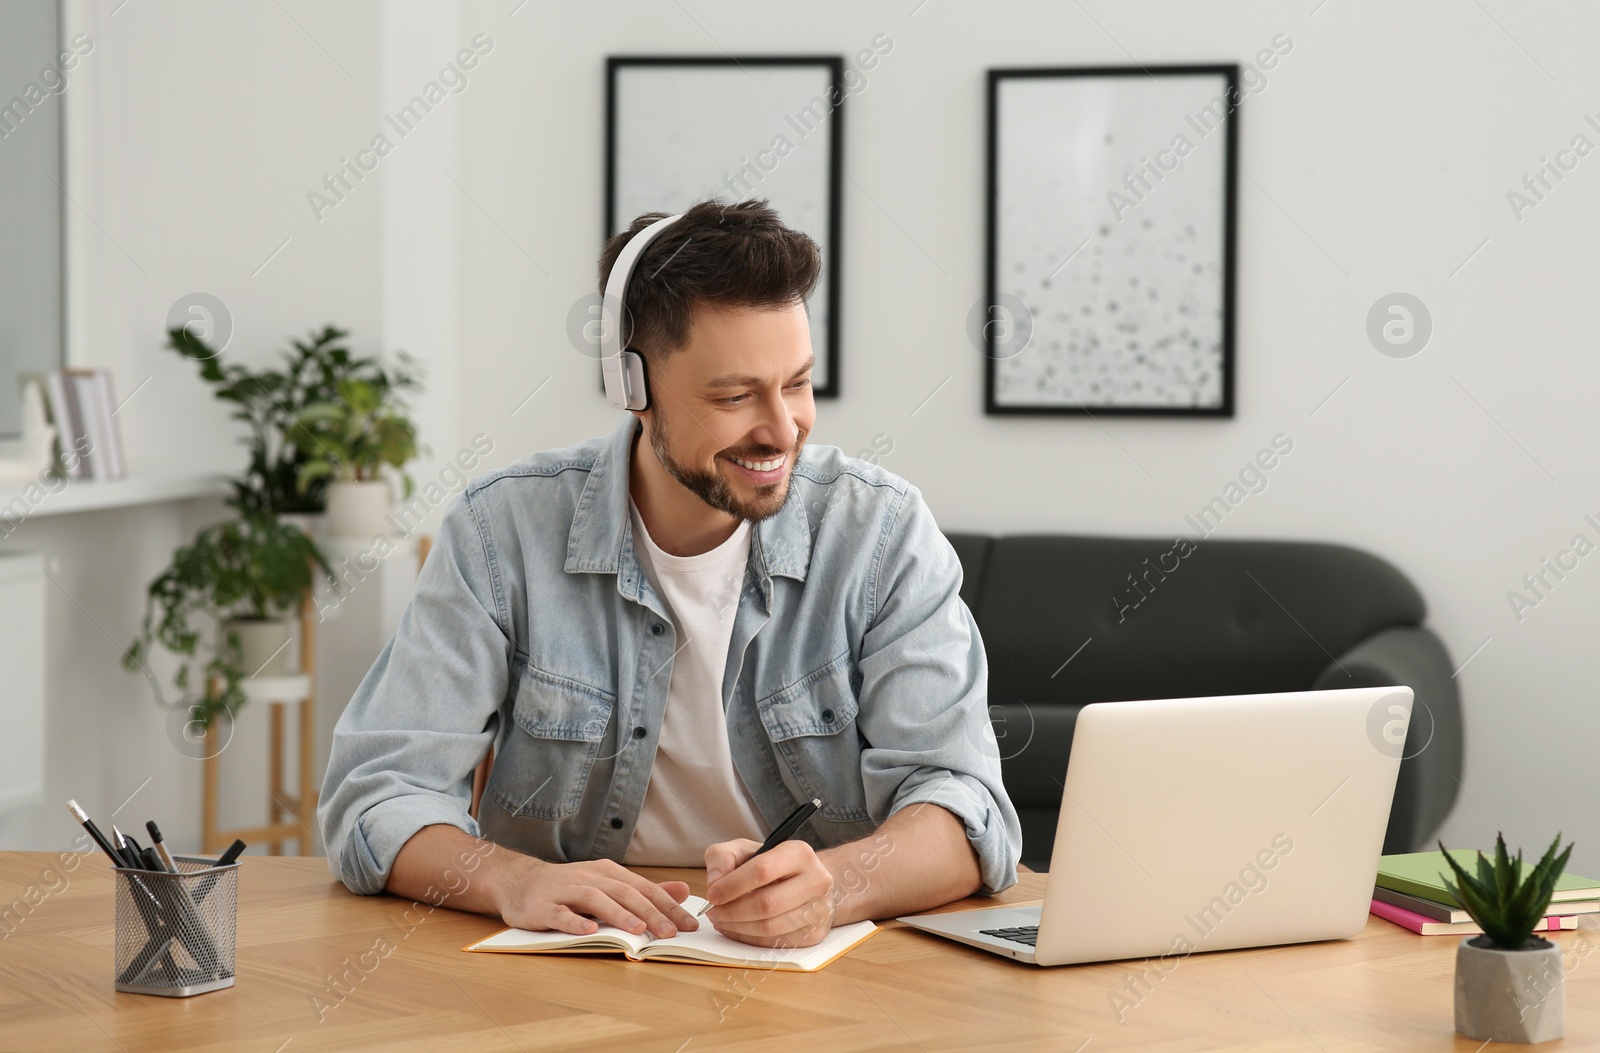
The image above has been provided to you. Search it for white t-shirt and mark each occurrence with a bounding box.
[623,502,771,866]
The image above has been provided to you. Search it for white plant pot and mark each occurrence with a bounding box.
[324,479,394,540]
[221,617,297,679]
[1455,935,1564,1044]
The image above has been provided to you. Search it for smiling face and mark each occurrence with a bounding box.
[635,300,815,526]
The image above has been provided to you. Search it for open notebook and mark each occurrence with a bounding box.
[462,896,877,972]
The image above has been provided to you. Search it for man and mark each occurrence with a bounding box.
[318,198,1020,949]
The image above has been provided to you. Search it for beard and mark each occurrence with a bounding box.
[647,404,804,523]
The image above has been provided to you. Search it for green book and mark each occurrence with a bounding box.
[1377,849,1600,907]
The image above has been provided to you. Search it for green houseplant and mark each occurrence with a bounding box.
[288,353,423,539]
[1440,833,1574,1044]
[166,324,410,520]
[124,514,330,728]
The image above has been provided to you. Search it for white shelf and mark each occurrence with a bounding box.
[239,674,312,705]
[0,471,231,518]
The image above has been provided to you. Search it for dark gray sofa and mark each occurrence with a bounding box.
[945,533,1463,872]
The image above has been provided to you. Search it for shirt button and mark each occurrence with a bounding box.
[822,708,835,722]
[633,726,647,739]
[651,623,664,636]
[610,817,624,829]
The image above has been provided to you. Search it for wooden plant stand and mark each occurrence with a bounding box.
[200,590,318,855]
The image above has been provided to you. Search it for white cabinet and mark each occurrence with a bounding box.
[0,552,45,816]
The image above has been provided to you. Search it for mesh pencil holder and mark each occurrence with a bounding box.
[113,855,239,996]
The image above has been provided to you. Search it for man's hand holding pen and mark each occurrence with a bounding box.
[701,838,837,947]
[701,797,835,948]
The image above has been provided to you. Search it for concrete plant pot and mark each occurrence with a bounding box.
[221,617,297,679]
[1455,935,1564,1044]
[324,479,393,540]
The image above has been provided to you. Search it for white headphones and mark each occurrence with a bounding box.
[600,213,684,411]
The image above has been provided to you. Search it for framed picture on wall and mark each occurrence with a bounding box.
[606,56,844,397]
[984,65,1239,416]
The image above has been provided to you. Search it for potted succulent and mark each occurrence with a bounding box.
[124,513,330,728]
[1442,833,1574,1044]
[288,355,422,539]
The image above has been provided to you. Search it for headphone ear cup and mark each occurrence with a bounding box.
[622,349,651,411]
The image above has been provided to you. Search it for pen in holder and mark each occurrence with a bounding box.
[113,855,239,997]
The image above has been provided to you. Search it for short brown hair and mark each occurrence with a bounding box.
[597,198,821,358]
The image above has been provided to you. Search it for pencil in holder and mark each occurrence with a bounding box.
[113,855,239,996]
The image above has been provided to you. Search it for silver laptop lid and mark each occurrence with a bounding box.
[1033,686,1412,966]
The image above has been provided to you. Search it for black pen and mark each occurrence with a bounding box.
[105,823,168,915]
[123,831,149,864]
[195,838,248,904]
[216,838,247,867]
[146,821,179,873]
[111,825,144,869]
[66,800,124,868]
[696,797,823,919]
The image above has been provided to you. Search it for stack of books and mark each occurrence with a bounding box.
[43,369,127,481]
[1372,849,1600,935]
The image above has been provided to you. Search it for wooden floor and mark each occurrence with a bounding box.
[1,851,1596,1051]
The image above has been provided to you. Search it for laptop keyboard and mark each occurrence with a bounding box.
[978,925,1038,947]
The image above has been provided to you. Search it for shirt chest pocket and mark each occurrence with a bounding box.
[755,652,869,823]
[491,659,614,821]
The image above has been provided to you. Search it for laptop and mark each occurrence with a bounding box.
[897,685,1413,966]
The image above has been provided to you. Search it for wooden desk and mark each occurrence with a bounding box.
[2,851,1595,1051]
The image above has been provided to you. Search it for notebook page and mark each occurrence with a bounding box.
[643,917,878,970]
[467,918,654,954]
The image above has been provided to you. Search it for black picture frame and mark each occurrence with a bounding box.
[605,56,844,398]
[984,65,1239,417]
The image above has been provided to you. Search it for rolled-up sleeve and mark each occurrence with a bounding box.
[854,484,1022,896]
[316,492,511,894]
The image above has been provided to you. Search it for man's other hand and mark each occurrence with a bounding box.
[495,856,699,939]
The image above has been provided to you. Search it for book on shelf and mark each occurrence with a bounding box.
[1372,884,1600,924]
[1376,850,1600,908]
[1370,898,1577,937]
[44,372,88,479]
[73,372,111,480]
[41,369,126,481]
[462,896,877,972]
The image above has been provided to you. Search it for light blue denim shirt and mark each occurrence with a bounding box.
[317,416,1021,899]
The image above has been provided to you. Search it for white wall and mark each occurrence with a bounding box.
[0,0,406,857]
[457,1,1600,873]
[63,0,388,469]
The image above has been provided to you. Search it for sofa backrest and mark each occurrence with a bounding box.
[946,533,1430,868]
[950,533,1426,710]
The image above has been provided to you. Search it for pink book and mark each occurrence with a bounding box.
[1370,898,1576,936]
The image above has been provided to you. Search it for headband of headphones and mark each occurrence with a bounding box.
[600,213,684,411]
